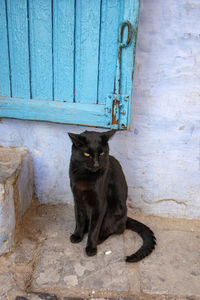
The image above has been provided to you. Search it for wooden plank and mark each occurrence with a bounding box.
[0,0,10,96]
[53,0,74,102]
[75,0,101,103]
[121,0,140,129]
[98,0,122,104]
[0,96,111,128]
[6,0,30,98]
[121,0,139,95]
[29,0,53,100]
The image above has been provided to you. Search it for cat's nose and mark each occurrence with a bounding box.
[93,160,99,168]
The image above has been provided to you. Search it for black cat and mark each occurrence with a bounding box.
[68,130,156,262]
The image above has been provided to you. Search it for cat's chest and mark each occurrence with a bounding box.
[74,181,93,192]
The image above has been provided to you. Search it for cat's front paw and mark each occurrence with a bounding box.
[85,246,97,256]
[70,234,83,243]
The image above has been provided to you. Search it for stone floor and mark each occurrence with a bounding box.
[0,201,200,300]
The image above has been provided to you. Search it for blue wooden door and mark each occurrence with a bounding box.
[0,0,140,129]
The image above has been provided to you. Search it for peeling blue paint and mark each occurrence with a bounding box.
[0,0,140,129]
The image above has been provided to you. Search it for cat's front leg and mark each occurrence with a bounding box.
[70,201,87,243]
[86,208,105,256]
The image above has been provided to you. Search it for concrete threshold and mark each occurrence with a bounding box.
[0,201,199,300]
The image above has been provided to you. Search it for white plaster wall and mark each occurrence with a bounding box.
[0,0,200,218]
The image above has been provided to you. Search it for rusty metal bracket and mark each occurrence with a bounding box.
[111,21,132,129]
[118,95,129,130]
[106,94,129,129]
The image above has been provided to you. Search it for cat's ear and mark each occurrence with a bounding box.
[68,133,86,147]
[101,129,116,144]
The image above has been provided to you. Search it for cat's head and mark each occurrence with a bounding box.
[68,130,116,172]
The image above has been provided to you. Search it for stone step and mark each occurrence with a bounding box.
[0,203,200,299]
[0,146,34,255]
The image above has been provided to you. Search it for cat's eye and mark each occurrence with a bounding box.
[100,152,104,156]
[84,152,90,157]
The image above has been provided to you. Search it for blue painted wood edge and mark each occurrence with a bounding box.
[0,0,10,96]
[0,96,112,128]
[127,0,140,130]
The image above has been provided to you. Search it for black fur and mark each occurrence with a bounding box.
[68,130,156,262]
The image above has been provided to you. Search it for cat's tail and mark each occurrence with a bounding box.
[126,217,156,262]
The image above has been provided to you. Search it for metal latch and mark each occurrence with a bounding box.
[107,20,132,129]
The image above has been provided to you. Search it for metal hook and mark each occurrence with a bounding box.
[118,21,132,48]
[115,21,132,95]
[111,21,132,128]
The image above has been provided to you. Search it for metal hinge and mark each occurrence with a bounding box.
[106,94,129,129]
